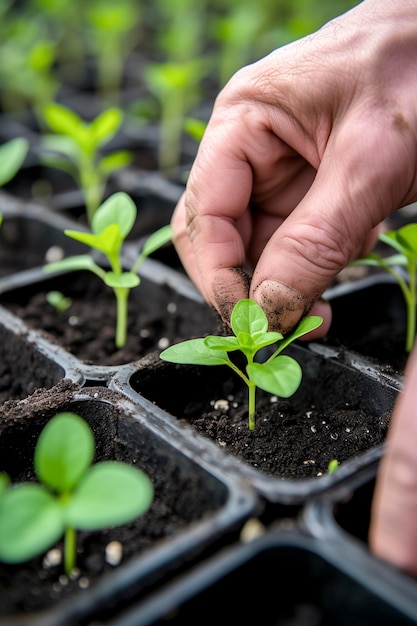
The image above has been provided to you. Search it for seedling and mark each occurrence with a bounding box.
[0,412,154,575]
[351,223,417,352]
[144,59,206,171]
[160,299,323,430]
[46,290,72,312]
[40,102,132,224]
[43,191,173,348]
[327,459,339,474]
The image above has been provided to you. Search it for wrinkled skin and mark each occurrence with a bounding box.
[171,0,417,576]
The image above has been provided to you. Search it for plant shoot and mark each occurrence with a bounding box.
[160,298,323,430]
[43,191,172,348]
[41,102,132,223]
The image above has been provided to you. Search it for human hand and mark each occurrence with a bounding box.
[369,345,417,577]
[172,0,417,335]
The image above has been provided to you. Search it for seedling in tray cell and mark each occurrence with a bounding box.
[43,191,173,348]
[160,298,323,431]
[0,412,154,575]
[351,223,417,353]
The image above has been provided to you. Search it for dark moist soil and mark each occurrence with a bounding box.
[131,348,395,481]
[0,382,225,620]
[1,271,218,367]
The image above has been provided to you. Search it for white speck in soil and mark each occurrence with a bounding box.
[43,548,62,568]
[105,541,123,566]
[158,337,170,349]
[214,399,229,411]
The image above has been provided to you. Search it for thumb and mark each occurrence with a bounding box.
[249,138,397,333]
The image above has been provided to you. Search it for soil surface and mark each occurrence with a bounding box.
[131,347,396,481]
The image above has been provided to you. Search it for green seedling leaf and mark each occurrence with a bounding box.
[65,223,123,257]
[161,298,323,430]
[99,150,132,175]
[0,484,63,563]
[161,337,231,366]
[91,108,123,146]
[184,117,207,143]
[247,355,302,397]
[0,137,29,186]
[43,102,82,138]
[65,462,154,529]
[46,290,72,312]
[35,412,95,492]
[44,254,106,280]
[140,224,173,257]
[104,271,140,289]
[92,191,136,238]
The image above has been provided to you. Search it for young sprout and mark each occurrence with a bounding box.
[0,412,154,575]
[327,459,339,474]
[40,102,132,224]
[43,191,172,348]
[351,223,417,353]
[46,290,72,313]
[160,298,323,431]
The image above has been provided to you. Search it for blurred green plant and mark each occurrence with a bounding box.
[84,0,141,104]
[40,102,131,224]
[144,59,208,172]
[351,223,417,353]
[0,12,59,118]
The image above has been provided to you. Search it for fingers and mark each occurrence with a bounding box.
[369,347,417,577]
[171,189,252,324]
[249,107,411,332]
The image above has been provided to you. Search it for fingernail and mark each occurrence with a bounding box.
[252,280,311,333]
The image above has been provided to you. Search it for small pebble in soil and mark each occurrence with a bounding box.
[79,577,90,589]
[167,302,177,314]
[105,540,123,566]
[43,548,62,568]
[158,337,170,349]
[140,328,150,338]
[214,399,229,411]
[45,245,65,262]
[240,517,265,543]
